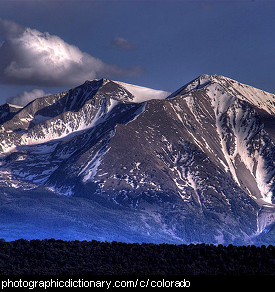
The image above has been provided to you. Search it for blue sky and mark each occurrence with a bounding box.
[0,0,275,105]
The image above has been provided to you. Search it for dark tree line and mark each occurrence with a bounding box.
[0,239,274,275]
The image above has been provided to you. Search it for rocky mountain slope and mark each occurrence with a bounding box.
[0,74,274,244]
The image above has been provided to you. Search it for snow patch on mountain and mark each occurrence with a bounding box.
[115,81,170,103]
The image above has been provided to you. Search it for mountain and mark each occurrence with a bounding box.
[0,75,274,245]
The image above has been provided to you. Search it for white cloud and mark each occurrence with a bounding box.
[0,18,24,38]
[111,37,137,51]
[7,89,48,106]
[0,18,142,87]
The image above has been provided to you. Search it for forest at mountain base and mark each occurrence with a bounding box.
[0,239,274,275]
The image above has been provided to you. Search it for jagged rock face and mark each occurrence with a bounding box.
[0,75,274,244]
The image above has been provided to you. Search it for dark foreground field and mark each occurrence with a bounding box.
[0,239,274,275]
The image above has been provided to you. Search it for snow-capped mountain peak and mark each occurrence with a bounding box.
[170,74,275,114]
[168,74,275,206]
[0,75,274,245]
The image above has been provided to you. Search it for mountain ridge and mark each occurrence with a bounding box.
[0,74,274,245]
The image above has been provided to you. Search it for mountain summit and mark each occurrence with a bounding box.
[0,75,274,244]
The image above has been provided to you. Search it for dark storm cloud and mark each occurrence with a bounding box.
[0,18,142,87]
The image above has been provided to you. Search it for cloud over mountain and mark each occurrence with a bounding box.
[0,18,142,87]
